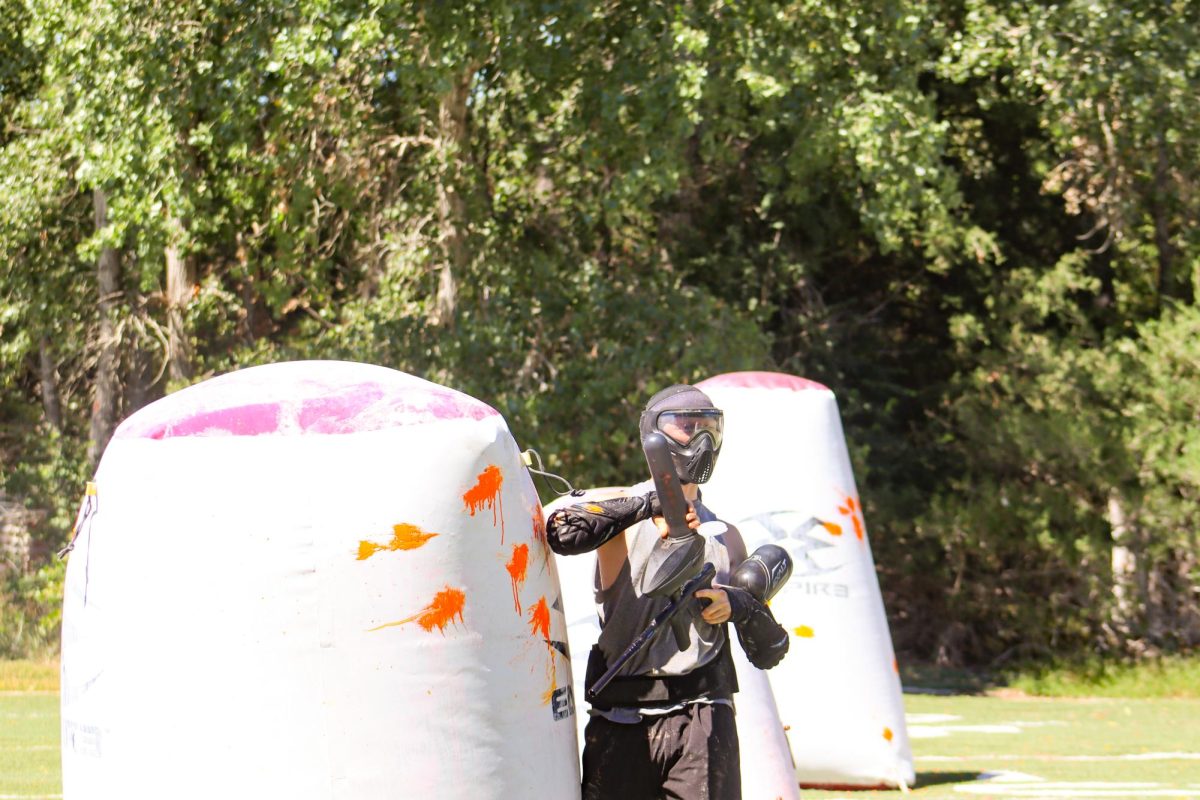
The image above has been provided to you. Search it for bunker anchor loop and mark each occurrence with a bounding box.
[520,448,576,497]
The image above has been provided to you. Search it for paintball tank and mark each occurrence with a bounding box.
[730,543,793,603]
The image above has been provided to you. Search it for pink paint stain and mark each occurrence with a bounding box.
[698,371,829,392]
[113,362,499,439]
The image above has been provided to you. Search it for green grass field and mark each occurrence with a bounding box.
[808,694,1200,799]
[0,691,58,799]
[3,660,1198,799]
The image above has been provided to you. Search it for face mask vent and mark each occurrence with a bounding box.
[677,442,716,484]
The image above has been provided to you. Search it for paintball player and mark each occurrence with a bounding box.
[547,384,790,800]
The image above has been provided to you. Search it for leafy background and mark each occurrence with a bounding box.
[1,0,1196,665]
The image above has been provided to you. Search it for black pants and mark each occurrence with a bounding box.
[581,702,741,800]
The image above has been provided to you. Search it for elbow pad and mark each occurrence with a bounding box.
[724,585,790,670]
[546,492,661,555]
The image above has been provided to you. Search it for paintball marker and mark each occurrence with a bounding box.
[585,562,716,703]
[584,432,715,703]
[639,432,710,650]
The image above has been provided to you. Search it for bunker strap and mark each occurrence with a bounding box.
[546,493,661,556]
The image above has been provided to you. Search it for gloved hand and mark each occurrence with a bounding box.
[546,491,661,555]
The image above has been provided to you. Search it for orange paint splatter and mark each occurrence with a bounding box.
[883,727,894,742]
[531,505,547,547]
[527,595,561,706]
[837,493,866,541]
[370,587,466,634]
[794,625,815,638]
[822,521,843,536]
[463,465,505,542]
[357,523,439,560]
[506,543,530,614]
[529,596,551,641]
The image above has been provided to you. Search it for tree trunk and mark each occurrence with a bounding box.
[88,188,122,467]
[38,335,62,432]
[165,210,194,384]
[431,64,475,327]
[1151,128,1176,304]
[125,341,162,415]
[1107,490,1140,641]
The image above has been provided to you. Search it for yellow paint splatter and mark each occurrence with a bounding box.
[357,523,439,560]
[794,625,814,638]
[883,727,894,742]
[370,587,466,634]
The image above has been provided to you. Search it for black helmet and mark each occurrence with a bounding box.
[639,384,724,484]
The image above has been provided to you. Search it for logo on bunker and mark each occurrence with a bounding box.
[737,511,848,578]
[551,685,575,721]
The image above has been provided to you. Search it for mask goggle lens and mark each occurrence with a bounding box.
[656,410,723,449]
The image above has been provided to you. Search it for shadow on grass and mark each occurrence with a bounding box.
[900,662,999,696]
[914,771,982,789]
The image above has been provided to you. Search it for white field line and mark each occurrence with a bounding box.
[956,788,1200,797]
[909,719,1068,739]
[919,752,1200,762]
[3,744,57,751]
[951,770,1200,798]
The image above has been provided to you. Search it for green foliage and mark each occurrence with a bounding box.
[0,560,65,660]
[1004,654,1200,699]
[0,0,1196,664]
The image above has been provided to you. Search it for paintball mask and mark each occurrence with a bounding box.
[639,385,724,484]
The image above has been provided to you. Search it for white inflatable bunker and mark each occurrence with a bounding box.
[698,371,915,790]
[61,361,579,800]
[547,489,799,800]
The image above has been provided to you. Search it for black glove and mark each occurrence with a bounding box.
[546,492,662,555]
[723,584,790,670]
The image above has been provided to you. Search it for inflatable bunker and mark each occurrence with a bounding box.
[60,361,579,800]
[698,371,914,791]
